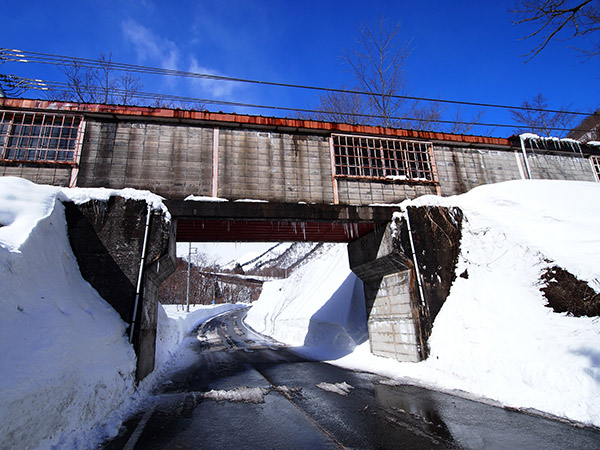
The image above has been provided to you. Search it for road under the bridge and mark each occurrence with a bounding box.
[102,309,600,450]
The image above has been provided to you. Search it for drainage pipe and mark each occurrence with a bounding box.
[402,208,427,308]
[129,203,153,343]
[519,135,533,179]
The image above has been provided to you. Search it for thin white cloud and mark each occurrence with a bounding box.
[121,20,242,101]
[188,57,238,99]
[121,18,179,71]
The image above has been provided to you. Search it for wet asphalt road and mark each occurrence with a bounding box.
[103,308,600,449]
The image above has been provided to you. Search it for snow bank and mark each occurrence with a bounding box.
[0,177,269,449]
[0,177,139,449]
[248,180,600,427]
[155,303,246,369]
[246,243,367,359]
[397,179,600,426]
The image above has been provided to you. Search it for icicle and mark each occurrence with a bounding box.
[343,223,350,239]
[300,222,306,241]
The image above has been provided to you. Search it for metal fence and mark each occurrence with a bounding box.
[331,134,438,183]
[0,109,83,164]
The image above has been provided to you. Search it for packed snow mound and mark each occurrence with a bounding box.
[248,179,600,427]
[0,177,168,252]
[0,177,62,251]
[369,180,600,426]
[0,177,169,449]
[404,179,600,285]
[246,243,367,359]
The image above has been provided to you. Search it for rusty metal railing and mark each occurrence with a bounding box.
[331,133,438,184]
[0,109,82,164]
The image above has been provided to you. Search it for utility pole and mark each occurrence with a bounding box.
[186,243,197,313]
[186,242,191,313]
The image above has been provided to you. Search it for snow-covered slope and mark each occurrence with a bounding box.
[247,180,600,427]
[0,177,163,449]
[246,243,368,359]
[2,175,599,443]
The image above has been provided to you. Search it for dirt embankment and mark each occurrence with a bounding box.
[540,266,600,317]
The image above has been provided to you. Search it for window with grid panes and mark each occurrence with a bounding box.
[332,134,437,182]
[0,110,81,163]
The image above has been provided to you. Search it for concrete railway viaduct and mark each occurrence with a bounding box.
[1,98,599,379]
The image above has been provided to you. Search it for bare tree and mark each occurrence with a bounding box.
[50,53,142,105]
[510,93,577,136]
[310,86,366,124]
[345,18,413,128]
[567,108,600,141]
[512,0,600,60]
[310,18,420,128]
[447,107,487,135]
[311,18,481,132]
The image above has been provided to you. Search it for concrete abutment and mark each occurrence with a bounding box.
[348,206,462,362]
[64,197,175,380]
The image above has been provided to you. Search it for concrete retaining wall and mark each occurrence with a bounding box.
[0,164,72,186]
[217,130,335,203]
[78,120,214,198]
[364,271,421,362]
[64,197,175,380]
[75,120,600,204]
[436,145,597,197]
[5,115,597,204]
[348,206,462,363]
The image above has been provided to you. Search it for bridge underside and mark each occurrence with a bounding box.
[176,219,377,242]
[165,200,398,243]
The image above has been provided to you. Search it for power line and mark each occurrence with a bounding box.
[1,74,585,133]
[1,47,595,118]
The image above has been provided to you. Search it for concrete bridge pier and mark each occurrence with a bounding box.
[64,197,175,380]
[348,206,463,362]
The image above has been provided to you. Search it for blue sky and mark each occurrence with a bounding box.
[2,0,598,137]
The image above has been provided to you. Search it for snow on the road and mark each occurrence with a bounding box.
[155,303,245,369]
[316,381,355,396]
[202,386,270,404]
[248,179,600,427]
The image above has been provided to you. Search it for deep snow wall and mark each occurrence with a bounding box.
[244,180,600,427]
[0,179,138,449]
[246,243,368,358]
